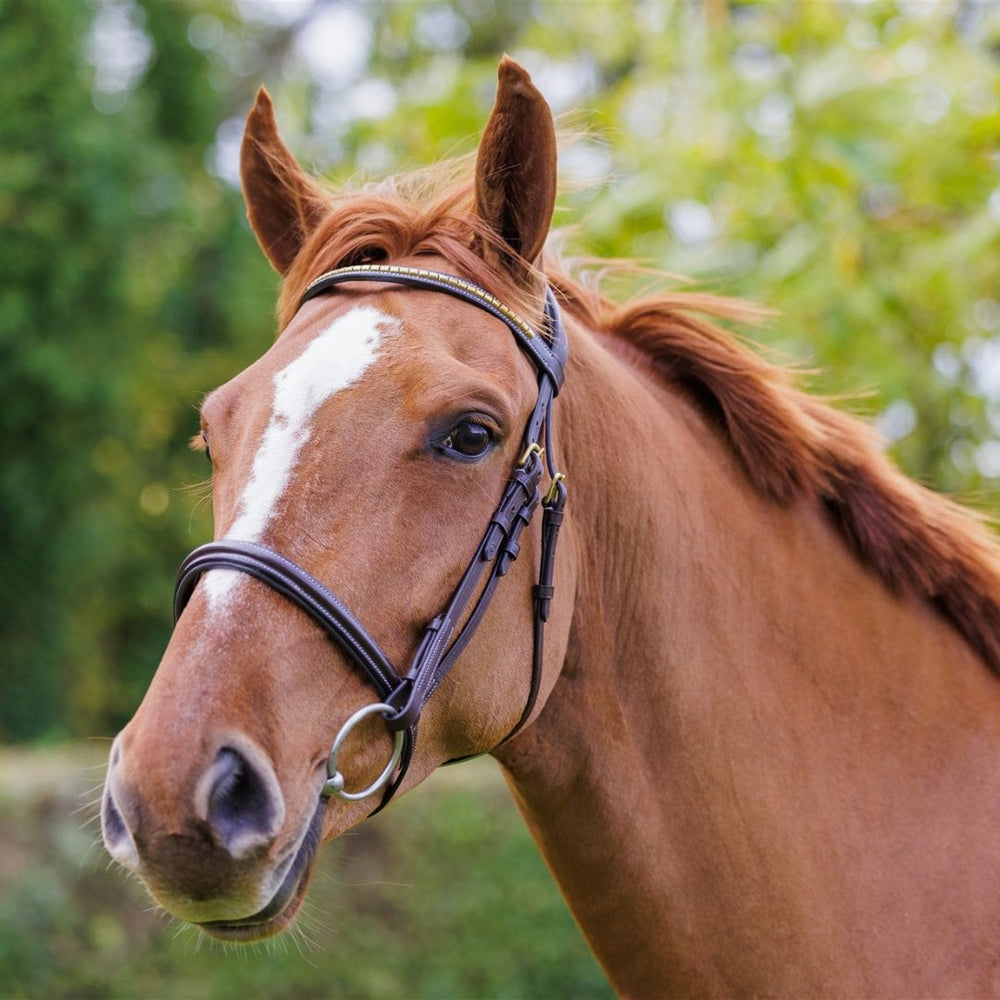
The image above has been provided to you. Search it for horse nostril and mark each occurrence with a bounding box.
[201,744,285,859]
[102,787,128,843]
[101,740,140,870]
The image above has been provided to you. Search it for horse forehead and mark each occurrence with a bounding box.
[207,287,531,440]
[383,288,540,408]
[205,299,393,417]
[201,301,400,613]
[286,287,523,373]
[279,296,400,382]
[394,287,528,356]
[265,288,536,423]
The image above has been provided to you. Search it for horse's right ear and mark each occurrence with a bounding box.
[240,88,328,275]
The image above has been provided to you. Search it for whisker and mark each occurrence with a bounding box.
[296,905,334,947]
[80,834,107,868]
[173,921,199,949]
[179,478,213,500]
[287,921,322,965]
[179,477,214,529]
[330,877,412,890]
[73,784,106,818]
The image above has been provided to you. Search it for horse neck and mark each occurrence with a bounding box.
[496,321,1000,996]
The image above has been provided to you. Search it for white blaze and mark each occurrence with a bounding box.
[204,305,396,612]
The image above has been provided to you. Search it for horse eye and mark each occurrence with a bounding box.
[438,419,496,460]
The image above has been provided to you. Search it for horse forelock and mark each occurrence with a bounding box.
[276,169,542,334]
[273,158,1000,676]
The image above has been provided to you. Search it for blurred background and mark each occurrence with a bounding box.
[1,0,999,995]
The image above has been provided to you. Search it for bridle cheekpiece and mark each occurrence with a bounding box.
[173,265,568,812]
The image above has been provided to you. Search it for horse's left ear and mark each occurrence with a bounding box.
[474,57,557,279]
[240,87,329,275]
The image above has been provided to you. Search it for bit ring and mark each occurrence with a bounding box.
[322,702,405,802]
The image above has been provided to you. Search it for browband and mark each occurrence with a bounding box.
[301,264,568,393]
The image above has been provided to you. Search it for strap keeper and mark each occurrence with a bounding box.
[382,678,418,731]
[498,539,520,576]
[534,476,568,622]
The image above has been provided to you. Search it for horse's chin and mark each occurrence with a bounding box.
[195,800,324,943]
[196,866,312,942]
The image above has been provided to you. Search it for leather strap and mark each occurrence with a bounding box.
[175,542,399,699]
[173,266,568,811]
[300,265,568,392]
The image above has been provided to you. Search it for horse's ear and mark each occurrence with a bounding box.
[240,87,328,275]
[474,57,557,280]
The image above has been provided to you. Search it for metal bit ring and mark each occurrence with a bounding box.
[322,702,405,802]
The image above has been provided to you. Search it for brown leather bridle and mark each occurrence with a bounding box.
[173,265,568,812]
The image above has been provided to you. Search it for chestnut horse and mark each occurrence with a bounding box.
[102,58,1000,996]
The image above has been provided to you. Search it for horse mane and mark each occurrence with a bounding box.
[279,161,1000,675]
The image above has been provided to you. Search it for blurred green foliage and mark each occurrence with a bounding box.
[1,0,999,744]
[0,748,610,998]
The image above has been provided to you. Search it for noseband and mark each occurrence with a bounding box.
[173,264,568,812]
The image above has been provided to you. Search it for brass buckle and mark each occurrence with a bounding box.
[545,472,566,505]
[519,442,544,467]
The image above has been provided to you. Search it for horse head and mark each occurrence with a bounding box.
[101,57,576,941]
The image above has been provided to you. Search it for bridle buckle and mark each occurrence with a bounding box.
[545,472,566,505]
[519,441,544,467]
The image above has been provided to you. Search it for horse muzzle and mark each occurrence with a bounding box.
[101,730,320,938]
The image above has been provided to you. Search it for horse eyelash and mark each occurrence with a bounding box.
[190,431,211,463]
